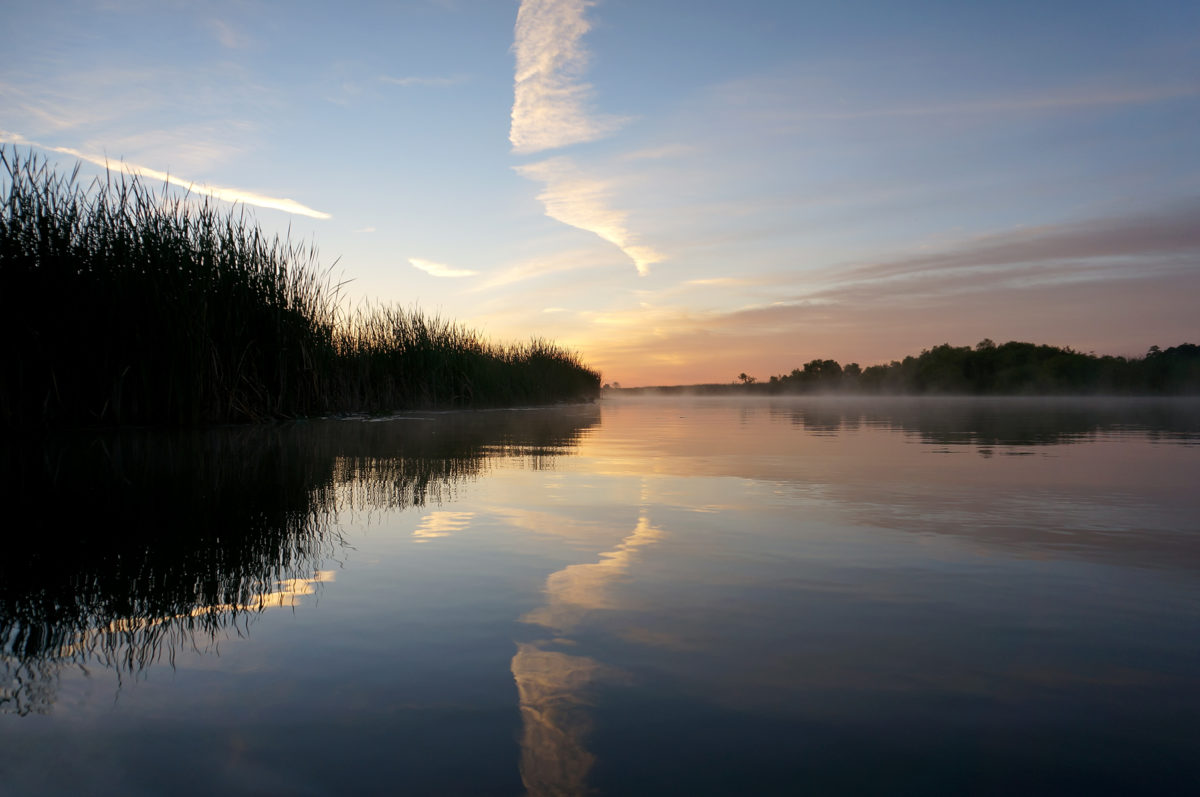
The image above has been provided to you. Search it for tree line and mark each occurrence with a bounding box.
[742,339,1200,395]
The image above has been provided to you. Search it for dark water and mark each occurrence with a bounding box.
[3,397,1199,795]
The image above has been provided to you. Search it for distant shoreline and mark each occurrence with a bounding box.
[604,340,1200,396]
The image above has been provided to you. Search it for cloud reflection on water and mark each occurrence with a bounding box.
[524,514,663,634]
[512,506,661,796]
[512,644,608,797]
[412,511,475,542]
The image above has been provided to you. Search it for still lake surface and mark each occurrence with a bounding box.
[3,396,1199,795]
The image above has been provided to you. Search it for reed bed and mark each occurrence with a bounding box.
[0,147,600,427]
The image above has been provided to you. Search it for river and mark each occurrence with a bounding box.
[3,396,1198,795]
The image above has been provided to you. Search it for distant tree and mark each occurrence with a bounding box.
[802,359,843,390]
[803,359,842,378]
[761,339,1200,396]
[738,372,756,385]
[1143,343,1200,392]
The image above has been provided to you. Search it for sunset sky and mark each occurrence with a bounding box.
[3,0,1198,386]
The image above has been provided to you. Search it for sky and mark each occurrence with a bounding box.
[3,0,1198,386]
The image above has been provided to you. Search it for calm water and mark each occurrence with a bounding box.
[3,397,1199,795]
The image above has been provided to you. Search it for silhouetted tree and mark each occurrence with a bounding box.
[756,340,1200,395]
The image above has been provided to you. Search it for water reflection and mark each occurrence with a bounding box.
[514,495,662,796]
[512,644,608,797]
[538,398,1200,795]
[3,397,1197,795]
[1,406,599,714]
[412,510,475,542]
[595,397,1200,572]
[523,514,664,633]
[763,395,1200,445]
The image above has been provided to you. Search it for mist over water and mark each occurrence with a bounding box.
[2,397,1198,795]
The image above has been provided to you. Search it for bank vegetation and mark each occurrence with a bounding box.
[0,148,600,427]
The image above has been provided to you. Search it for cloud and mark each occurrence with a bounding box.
[209,19,251,49]
[509,0,625,153]
[472,248,611,291]
[2,131,330,219]
[0,73,154,136]
[686,277,755,287]
[721,201,1200,319]
[516,157,663,275]
[791,84,1200,123]
[409,257,478,278]
[838,200,1200,284]
[620,144,700,162]
[353,226,376,233]
[84,125,251,174]
[708,66,1200,131]
[380,74,467,88]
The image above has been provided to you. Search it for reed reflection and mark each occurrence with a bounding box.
[513,501,662,796]
[1,406,599,715]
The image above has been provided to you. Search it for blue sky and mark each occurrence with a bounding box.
[3,0,1198,385]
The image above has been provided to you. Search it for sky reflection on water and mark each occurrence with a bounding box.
[2,398,1198,795]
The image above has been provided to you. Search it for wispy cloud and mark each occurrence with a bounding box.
[711,70,1200,131]
[838,200,1200,284]
[509,0,624,154]
[88,126,251,174]
[380,74,467,88]
[1,131,330,219]
[620,144,700,162]
[209,19,251,49]
[793,84,1200,122]
[515,157,663,276]
[686,277,755,287]
[0,73,151,135]
[409,257,478,278]
[473,248,611,291]
[353,226,376,233]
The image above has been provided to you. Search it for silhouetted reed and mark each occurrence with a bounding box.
[332,305,600,414]
[0,147,600,428]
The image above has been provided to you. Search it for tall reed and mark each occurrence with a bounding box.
[0,147,600,427]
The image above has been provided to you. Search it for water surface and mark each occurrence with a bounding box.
[3,397,1199,795]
